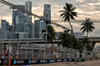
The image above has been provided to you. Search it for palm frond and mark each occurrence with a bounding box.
[60,10,66,12]
[70,14,75,20]
[41,29,46,34]
[71,7,76,11]
[71,12,77,17]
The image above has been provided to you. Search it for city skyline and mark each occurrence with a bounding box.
[0,1,33,39]
[0,0,100,36]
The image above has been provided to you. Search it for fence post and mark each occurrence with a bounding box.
[53,45,54,58]
[32,43,35,59]
[2,40,4,57]
[39,45,41,59]
[17,41,20,59]
[64,48,65,58]
[26,41,29,59]
[49,44,50,59]
[9,39,11,59]
[57,46,58,58]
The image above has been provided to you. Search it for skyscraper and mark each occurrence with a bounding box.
[25,1,32,38]
[12,5,25,31]
[0,1,34,39]
[40,21,46,38]
[1,20,9,39]
[9,25,14,32]
[8,32,15,39]
[19,32,29,39]
[34,4,51,38]
[31,23,34,38]
[25,1,32,23]
[34,20,40,38]
[24,23,31,32]
[15,15,27,32]
[38,4,51,38]
[43,4,51,20]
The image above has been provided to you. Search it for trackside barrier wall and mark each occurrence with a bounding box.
[0,57,100,65]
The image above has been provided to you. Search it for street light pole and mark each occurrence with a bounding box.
[45,13,48,58]
[17,41,20,59]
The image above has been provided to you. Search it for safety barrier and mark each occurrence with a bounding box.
[0,57,100,65]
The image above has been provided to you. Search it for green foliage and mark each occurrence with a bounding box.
[81,38,90,46]
[72,36,81,49]
[86,43,93,51]
[80,18,95,37]
[79,38,93,51]
[58,30,72,47]
[58,30,94,51]
[58,30,81,49]
[60,3,77,22]
[80,18,95,51]
[42,25,56,42]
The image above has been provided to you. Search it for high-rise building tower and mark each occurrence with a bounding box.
[12,5,25,31]
[1,20,9,39]
[43,4,51,20]
[37,4,51,38]
[25,1,32,38]
[34,20,40,38]
[25,1,32,23]
[31,23,34,38]
[34,4,51,38]
[25,1,32,12]
[40,21,46,38]
[19,32,29,39]
[15,15,27,32]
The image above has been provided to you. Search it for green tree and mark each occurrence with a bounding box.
[60,3,77,34]
[71,36,81,49]
[80,18,95,38]
[42,25,56,42]
[58,30,80,49]
[58,30,72,47]
[80,38,93,51]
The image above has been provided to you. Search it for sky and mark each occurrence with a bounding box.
[0,0,100,37]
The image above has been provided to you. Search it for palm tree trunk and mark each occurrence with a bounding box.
[69,21,74,35]
[86,31,88,51]
[68,20,74,58]
[87,31,88,38]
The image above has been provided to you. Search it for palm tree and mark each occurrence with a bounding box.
[80,18,95,38]
[58,30,81,59]
[58,30,73,48]
[80,38,93,51]
[42,25,56,43]
[72,35,80,49]
[58,30,82,49]
[81,38,90,47]
[60,3,77,34]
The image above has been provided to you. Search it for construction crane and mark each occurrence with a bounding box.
[0,0,70,30]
